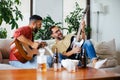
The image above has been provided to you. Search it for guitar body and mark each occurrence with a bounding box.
[11,39,35,63]
[66,36,84,60]
[14,48,32,63]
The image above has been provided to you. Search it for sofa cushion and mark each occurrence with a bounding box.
[0,39,13,59]
[90,39,118,68]
[0,64,19,70]
[0,51,2,63]
[0,48,9,59]
[94,39,116,59]
[2,59,9,64]
[116,51,120,65]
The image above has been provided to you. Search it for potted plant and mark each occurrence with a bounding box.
[0,0,23,29]
[34,15,62,40]
[0,27,7,38]
[64,2,91,38]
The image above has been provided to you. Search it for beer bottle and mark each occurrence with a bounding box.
[53,48,61,71]
[81,48,86,68]
[54,48,58,63]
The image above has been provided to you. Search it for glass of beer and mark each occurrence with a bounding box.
[37,48,47,72]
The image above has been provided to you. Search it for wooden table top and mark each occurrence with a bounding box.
[0,67,120,80]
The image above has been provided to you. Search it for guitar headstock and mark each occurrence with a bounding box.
[82,5,90,19]
[76,5,90,42]
[83,5,90,13]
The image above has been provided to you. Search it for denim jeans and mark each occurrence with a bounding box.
[9,55,53,68]
[46,40,97,67]
[9,56,37,68]
[82,40,97,61]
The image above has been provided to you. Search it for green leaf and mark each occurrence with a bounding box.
[0,27,7,38]
[0,0,22,29]
[0,16,3,25]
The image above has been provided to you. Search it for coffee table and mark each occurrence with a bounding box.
[0,67,120,80]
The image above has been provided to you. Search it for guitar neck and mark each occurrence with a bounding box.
[76,26,81,42]
[76,14,86,42]
[76,6,89,42]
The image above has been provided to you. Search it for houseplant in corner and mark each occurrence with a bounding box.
[34,15,62,40]
[64,2,91,39]
[0,0,23,29]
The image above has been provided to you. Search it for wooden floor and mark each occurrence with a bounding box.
[0,67,120,80]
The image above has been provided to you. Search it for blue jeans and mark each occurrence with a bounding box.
[47,40,97,67]
[9,56,37,68]
[9,55,53,68]
[82,40,97,61]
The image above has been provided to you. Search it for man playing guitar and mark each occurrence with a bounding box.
[49,20,98,67]
[9,15,46,68]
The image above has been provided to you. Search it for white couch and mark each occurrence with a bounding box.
[0,38,120,74]
[0,39,18,69]
[89,39,120,74]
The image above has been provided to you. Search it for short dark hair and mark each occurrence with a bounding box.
[29,15,42,21]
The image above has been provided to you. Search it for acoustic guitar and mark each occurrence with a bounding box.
[11,39,47,63]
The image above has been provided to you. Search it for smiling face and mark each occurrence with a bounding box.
[51,26,64,40]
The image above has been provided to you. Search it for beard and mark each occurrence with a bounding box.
[57,34,64,40]
[57,37,63,40]
[33,27,39,34]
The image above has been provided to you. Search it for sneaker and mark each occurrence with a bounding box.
[94,59,108,69]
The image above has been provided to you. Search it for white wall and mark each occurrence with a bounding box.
[91,0,120,51]
[33,0,63,24]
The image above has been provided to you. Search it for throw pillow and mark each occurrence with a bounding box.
[93,39,118,68]
[95,39,116,59]
[0,39,13,59]
[0,48,9,59]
